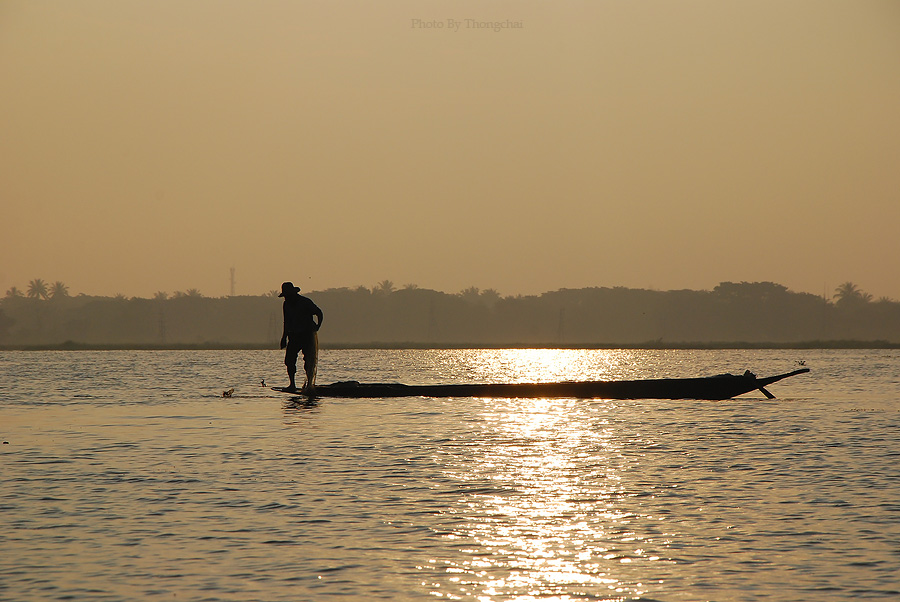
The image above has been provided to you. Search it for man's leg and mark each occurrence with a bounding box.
[285,338,300,391]
[301,331,318,392]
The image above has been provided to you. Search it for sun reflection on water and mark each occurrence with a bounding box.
[434,348,644,385]
[426,350,670,600]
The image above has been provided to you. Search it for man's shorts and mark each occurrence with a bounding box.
[284,330,318,370]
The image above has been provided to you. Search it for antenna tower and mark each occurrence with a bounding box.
[230,267,235,297]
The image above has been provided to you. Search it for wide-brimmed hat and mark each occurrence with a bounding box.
[278,282,300,297]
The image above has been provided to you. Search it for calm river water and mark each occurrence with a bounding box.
[1,349,899,601]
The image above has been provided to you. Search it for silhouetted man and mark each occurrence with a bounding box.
[279,282,323,393]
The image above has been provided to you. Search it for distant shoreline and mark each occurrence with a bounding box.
[2,340,898,351]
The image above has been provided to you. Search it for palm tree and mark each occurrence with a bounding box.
[5,286,24,298]
[153,291,169,301]
[28,279,49,300]
[184,289,203,298]
[834,282,873,307]
[50,281,69,299]
[374,280,395,296]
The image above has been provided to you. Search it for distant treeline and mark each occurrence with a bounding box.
[2,281,899,348]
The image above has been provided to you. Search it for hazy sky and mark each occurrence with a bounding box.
[3,1,899,300]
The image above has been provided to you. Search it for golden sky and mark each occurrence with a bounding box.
[2,0,899,299]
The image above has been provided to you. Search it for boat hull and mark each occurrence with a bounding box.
[275,368,809,400]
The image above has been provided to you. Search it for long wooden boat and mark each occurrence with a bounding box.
[273,368,809,400]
